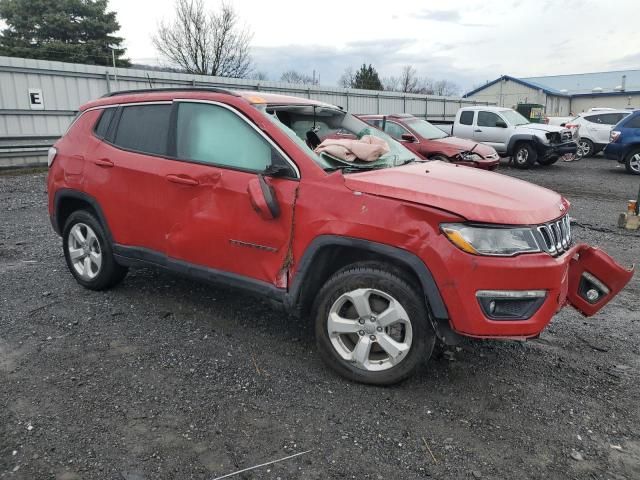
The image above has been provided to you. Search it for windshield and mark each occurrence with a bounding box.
[404,118,448,139]
[256,104,416,172]
[501,110,530,126]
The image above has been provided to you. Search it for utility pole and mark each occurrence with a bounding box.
[110,47,119,89]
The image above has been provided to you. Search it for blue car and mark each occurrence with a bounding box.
[604,110,640,174]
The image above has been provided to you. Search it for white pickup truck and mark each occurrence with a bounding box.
[443,106,579,169]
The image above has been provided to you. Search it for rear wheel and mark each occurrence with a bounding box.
[314,263,435,385]
[625,148,640,175]
[63,210,128,290]
[513,143,537,169]
[578,138,595,157]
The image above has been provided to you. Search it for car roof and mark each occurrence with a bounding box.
[81,88,337,111]
[579,109,632,116]
[460,106,512,112]
[360,114,416,119]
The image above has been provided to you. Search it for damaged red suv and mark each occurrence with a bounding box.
[48,89,633,385]
[360,113,500,169]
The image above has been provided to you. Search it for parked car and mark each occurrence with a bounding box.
[359,114,500,170]
[604,110,640,174]
[47,88,633,385]
[450,106,579,169]
[564,110,632,157]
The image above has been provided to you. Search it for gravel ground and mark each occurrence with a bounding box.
[1,157,639,480]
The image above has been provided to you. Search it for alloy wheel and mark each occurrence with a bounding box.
[67,223,102,281]
[578,140,592,157]
[629,153,640,173]
[327,288,413,372]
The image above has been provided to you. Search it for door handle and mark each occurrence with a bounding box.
[94,158,114,167]
[166,174,199,186]
[474,129,482,133]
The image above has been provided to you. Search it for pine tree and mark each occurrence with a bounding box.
[352,64,384,90]
[0,0,129,66]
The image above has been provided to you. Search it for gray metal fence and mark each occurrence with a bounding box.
[0,56,492,167]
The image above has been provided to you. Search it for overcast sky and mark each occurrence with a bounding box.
[109,0,640,92]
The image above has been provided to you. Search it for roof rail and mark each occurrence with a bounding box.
[101,87,237,98]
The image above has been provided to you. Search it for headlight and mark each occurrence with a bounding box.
[460,152,482,162]
[441,223,541,256]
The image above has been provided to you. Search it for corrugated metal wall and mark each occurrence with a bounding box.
[0,56,492,167]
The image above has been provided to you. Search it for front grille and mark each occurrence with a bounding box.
[536,215,571,256]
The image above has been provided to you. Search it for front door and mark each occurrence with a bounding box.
[163,100,298,286]
[473,111,510,152]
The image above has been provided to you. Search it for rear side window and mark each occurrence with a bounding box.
[625,115,640,129]
[113,104,172,156]
[477,111,502,127]
[176,102,274,172]
[583,114,599,123]
[459,111,474,125]
[94,108,116,138]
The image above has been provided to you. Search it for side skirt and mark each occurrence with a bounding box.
[113,244,286,303]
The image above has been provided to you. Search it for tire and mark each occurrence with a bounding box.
[62,210,128,290]
[624,148,640,175]
[578,138,595,158]
[537,155,559,166]
[313,262,435,385]
[512,143,537,169]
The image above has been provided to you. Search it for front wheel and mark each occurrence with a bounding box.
[513,143,537,169]
[313,263,435,385]
[625,148,640,175]
[578,138,595,158]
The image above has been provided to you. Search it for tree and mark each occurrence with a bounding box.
[153,0,252,78]
[250,71,269,81]
[351,64,383,90]
[338,67,355,88]
[383,66,437,94]
[0,0,129,66]
[280,70,318,85]
[432,80,460,96]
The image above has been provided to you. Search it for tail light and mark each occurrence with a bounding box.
[610,130,621,143]
[47,147,57,167]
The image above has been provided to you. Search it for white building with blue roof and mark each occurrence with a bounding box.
[464,70,640,116]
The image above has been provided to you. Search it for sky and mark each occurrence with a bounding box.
[109,0,640,93]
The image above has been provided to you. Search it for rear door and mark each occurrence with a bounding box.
[594,113,630,144]
[473,111,509,152]
[162,100,299,285]
[454,110,475,139]
[85,102,172,253]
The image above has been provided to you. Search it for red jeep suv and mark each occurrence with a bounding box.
[360,114,500,169]
[48,88,633,385]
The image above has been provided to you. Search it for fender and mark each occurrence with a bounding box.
[52,189,113,243]
[506,134,536,156]
[286,235,449,320]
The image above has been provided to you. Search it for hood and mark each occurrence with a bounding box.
[343,161,569,225]
[516,123,567,134]
[430,136,497,157]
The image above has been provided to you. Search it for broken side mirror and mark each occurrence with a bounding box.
[401,133,417,142]
[247,174,280,220]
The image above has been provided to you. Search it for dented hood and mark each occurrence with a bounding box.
[343,161,568,225]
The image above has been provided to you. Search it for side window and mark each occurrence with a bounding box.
[459,110,474,125]
[94,108,116,139]
[384,121,408,139]
[113,104,172,155]
[625,115,640,129]
[599,113,624,125]
[477,111,502,127]
[176,102,276,172]
[583,115,599,124]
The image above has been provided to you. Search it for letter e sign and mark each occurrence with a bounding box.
[28,88,44,110]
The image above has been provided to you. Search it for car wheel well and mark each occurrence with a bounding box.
[296,245,422,317]
[56,197,99,233]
